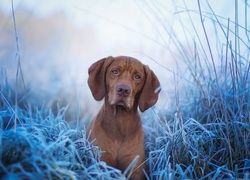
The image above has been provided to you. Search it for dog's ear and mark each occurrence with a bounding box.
[139,65,161,112]
[88,56,114,101]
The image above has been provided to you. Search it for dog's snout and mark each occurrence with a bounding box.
[116,84,131,97]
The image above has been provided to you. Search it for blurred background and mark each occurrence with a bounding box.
[0,0,249,124]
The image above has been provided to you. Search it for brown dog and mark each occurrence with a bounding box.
[87,56,161,179]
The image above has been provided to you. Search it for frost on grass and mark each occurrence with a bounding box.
[0,103,125,180]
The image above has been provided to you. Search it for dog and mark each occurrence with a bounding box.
[87,56,161,179]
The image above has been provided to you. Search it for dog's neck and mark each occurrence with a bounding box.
[96,98,142,140]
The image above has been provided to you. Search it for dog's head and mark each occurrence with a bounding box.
[88,56,161,112]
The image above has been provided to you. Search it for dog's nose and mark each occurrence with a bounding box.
[116,84,131,97]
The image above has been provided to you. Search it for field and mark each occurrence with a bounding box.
[0,1,250,179]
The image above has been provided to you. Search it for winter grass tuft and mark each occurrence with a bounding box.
[0,99,127,179]
[143,0,250,179]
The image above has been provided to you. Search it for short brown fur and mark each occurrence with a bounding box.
[87,56,160,179]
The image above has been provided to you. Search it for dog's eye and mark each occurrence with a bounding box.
[111,69,119,75]
[134,73,141,80]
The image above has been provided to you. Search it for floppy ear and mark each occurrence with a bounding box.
[88,56,114,101]
[139,65,161,112]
